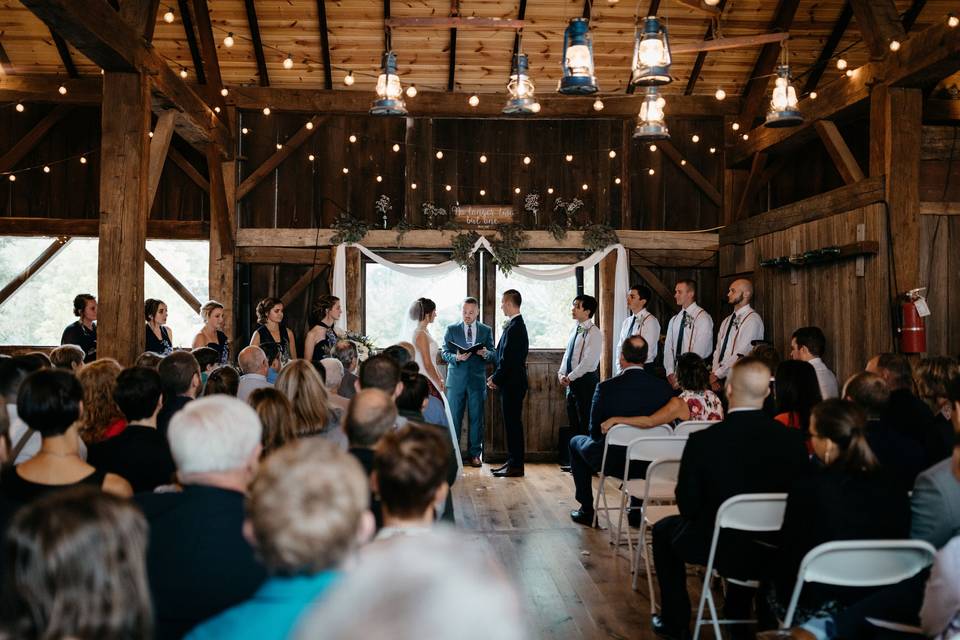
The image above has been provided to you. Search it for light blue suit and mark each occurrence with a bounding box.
[441,321,497,458]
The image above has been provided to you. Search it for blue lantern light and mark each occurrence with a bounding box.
[630,16,672,88]
[370,51,407,116]
[559,18,599,95]
[503,53,540,115]
[633,87,670,140]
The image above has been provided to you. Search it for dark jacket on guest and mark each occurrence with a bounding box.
[136,485,267,640]
[589,366,674,442]
[490,316,529,389]
[348,446,382,528]
[864,418,927,493]
[674,409,808,576]
[882,389,950,467]
[157,394,192,439]
[87,424,176,493]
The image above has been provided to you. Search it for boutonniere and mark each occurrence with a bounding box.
[732,315,742,329]
[683,315,695,330]
[576,325,585,336]
[502,319,511,329]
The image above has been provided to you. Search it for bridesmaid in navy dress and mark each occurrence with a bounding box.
[249,297,297,366]
[303,295,342,361]
[144,298,174,356]
[191,300,230,365]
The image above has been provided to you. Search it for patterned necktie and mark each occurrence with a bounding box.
[466,323,473,345]
[675,310,688,358]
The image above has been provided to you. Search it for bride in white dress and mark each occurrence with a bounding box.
[409,298,446,394]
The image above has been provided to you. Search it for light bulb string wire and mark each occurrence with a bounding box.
[0,149,99,177]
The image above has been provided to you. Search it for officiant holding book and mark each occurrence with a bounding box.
[441,297,497,468]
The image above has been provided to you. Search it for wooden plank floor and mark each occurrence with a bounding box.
[452,463,664,640]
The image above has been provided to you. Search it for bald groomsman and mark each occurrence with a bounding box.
[710,279,764,390]
[616,284,660,373]
[663,279,714,388]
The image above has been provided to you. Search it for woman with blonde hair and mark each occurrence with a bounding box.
[304,295,341,361]
[274,360,346,450]
[76,358,126,443]
[247,387,298,457]
[192,300,230,365]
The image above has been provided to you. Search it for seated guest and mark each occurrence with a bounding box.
[600,352,722,431]
[184,439,373,640]
[651,358,808,640]
[345,388,398,528]
[568,336,674,526]
[358,354,403,399]
[157,350,201,438]
[49,344,84,371]
[135,351,164,369]
[248,387,297,458]
[789,326,838,399]
[774,359,822,433]
[261,342,283,384]
[750,342,781,417]
[334,340,360,399]
[191,346,220,385]
[60,293,97,363]
[373,423,450,539]
[915,356,959,460]
[383,345,447,427]
[136,396,266,640]
[237,345,272,402]
[0,369,132,504]
[320,357,350,415]
[0,487,151,639]
[87,366,176,493]
[912,376,960,549]
[76,358,126,443]
[202,365,240,397]
[275,360,346,450]
[921,535,960,639]
[768,399,909,625]
[844,371,925,492]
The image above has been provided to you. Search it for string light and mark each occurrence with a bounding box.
[376,175,382,182]
[614,177,621,184]
[648,144,657,152]
[547,187,554,194]
[406,85,417,97]
[276,143,282,150]
[691,134,700,142]
[80,156,87,164]
[593,99,604,111]
[348,134,356,142]
[468,95,480,107]
[392,143,400,152]
[163,7,175,23]
[342,167,349,174]
[214,106,221,113]
[241,127,249,134]
[836,58,847,70]
[731,123,740,131]
[581,183,588,190]
[411,182,417,189]
[180,68,188,79]
[263,107,271,115]
[436,150,444,159]
[15,103,24,112]
[480,154,487,163]
[680,159,686,166]
[742,134,749,140]
[609,150,616,158]
[648,168,655,175]
[889,40,901,52]
[715,88,726,100]
[43,166,50,173]
[149,131,154,138]
[7,175,14,182]
[949,14,959,27]
[223,33,234,48]
[221,88,229,97]
[565,154,573,162]
[308,154,315,161]
[283,55,294,70]
[447,185,453,191]
[344,71,355,86]
[58,85,67,95]
[523,156,531,165]
[480,189,486,196]
[845,69,854,77]
[306,121,314,130]
[809,91,818,100]
[514,187,521,194]
[709,147,716,154]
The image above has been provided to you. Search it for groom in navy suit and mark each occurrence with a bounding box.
[441,297,497,467]
[487,289,529,477]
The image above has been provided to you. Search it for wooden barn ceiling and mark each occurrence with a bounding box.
[0,0,956,98]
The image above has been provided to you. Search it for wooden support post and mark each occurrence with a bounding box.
[814,120,865,185]
[0,105,72,173]
[467,250,481,300]
[98,71,150,364]
[482,251,496,333]
[344,247,361,334]
[209,127,236,340]
[147,109,176,209]
[598,251,616,380]
[145,249,201,312]
[0,236,70,306]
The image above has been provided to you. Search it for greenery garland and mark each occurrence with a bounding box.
[490,224,528,275]
[451,230,481,269]
[581,223,619,254]
[330,213,369,245]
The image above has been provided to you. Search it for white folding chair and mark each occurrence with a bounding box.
[613,436,688,553]
[693,493,788,640]
[781,540,936,629]
[591,424,672,531]
[673,420,716,437]
[629,457,682,615]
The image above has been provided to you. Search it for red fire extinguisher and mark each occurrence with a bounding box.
[899,289,927,354]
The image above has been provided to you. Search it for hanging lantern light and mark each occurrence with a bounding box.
[559,18,599,95]
[764,64,802,128]
[503,52,540,115]
[630,16,672,88]
[370,51,407,116]
[633,87,669,140]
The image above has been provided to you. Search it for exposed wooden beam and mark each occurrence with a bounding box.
[0,41,13,76]
[720,175,885,244]
[383,0,391,51]
[208,107,236,336]
[178,0,206,85]
[634,264,680,313]
[683,0,728,96]
[647,0,662,15]
[0,76,100,104]
[814,119,864,184]
[672,0,721,17]
[0,104,72,173]
[19,0,232,154]
[206,143,233,253]
[924,99,960,123]
[49,29,79,78]
[145,249,201,312]
[237,246,332,264]
[736,0,802,128]
[849,0,906,60]
[147,110,177,209]
[901,0,928,32]
[168,147,209,191]
[736,151,768,220]
[385,16,525,29]
[447,1,459,92]
[0,217,208,239]
[316,0,333,90]
[229,86,740,117]
[280,264,325,308]
[658,140,722,207]
[801,1,852,96]
[191,0,226,109]
[920,201,960,215]
[237,114,323,200]
[0,237,69,307]
[511,0,527,62]
[672,33,789,55]
[120,0,161,41]
[243,0,269,87]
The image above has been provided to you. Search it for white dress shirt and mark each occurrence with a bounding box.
[558,319,602,382]
[237,373,272,402]
[616,308,660,372]
[711,304,764,379]
[809,357,839,399]
[663,302,714,376]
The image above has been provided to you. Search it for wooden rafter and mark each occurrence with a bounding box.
[0,104,72,173]
[237,114,324,200]
[802,1,852,96]
[634,265,680,312]
[145,250,201,312]
[243,0,269,87]
[168,147,210,191]
[510,0,528,72]
[383,0,391,51]
[120,0,161,41]
[280,265,325,308]
[386,17,525,29]
[191,0,226,110]
[178,0,207,85]
[658,140,722,207]
[147,110,177,209]
[0,218,207,239]
[813,120,864,185]
[206,143,233,253]
[0,236,70,307]
[0,41,13,75]
[674,33,790,55]
[736,0,801,128]
[316,0,333,90]
[901,0,928,32]
[673,0,721,17]
[0,76,100,103]
[49,28,78,78]
[447,1,459,92]
[849,0,906,60]
[682,0,727,95]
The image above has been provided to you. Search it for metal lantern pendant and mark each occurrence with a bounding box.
[764,64,802,128]
[503,53,540,115]
[370,51,407,116]
[559,18,599,95]
[633,87,670,140]
[630,16,672,87]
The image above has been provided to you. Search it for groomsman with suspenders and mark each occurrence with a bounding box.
[557,295,603,439]
[711,279,764,390]
[663,279,714,389]
[616,284,660,374]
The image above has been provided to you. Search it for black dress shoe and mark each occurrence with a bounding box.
[651,615,689,640]
[491,462,510,473]
[492,466,524,477]
[559,465,572,473]
[467,456,482,468]
[570,509,595,526]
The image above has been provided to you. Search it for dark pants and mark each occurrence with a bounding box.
[832,571,928,639]
[566,372,598,436]
[569,436,648,511]
[501,385,527,467]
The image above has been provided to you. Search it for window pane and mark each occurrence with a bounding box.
[496,265,595,349]
[364,263,467,348]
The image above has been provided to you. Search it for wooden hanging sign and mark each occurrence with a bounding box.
[451,204,515,227]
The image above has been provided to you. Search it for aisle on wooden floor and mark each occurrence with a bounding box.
[452,463,662,640]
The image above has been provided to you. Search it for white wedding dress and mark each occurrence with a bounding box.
[412,327,463,474]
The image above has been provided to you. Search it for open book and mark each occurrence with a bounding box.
[447,341,485,355]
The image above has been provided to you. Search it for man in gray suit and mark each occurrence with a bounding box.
[912,375,960,549]
[441,297,496,467]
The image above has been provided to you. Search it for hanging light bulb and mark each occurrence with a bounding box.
[633,87,669,140]
[58,85,67,95]
[559,18,599,94]
[447,185,454,192]
[342,167,349,174]
[436,150,444,159]
[609,150,616,158]
[503,52,539,115]
[15,103,24,112]
[530,102,541,113]
[376,175,383,182]
[615,177,621,184]
[648,144,657,152]
[305,121,314,130]
[283,54,294,70]
[262,107,271,115]
[180,68,188,79]
[547,187,554,194]
[406,85,418,98]
[370,51,407,116]
[223,32,235,48]
[581,183,589,190]
[411,182,417,189]
[691,134,700,142]
[309,154,315,161]
[163,7,175,23]
[214,106,221,113]
[348,134,357,143]
[523,156,531,165]
[565,154,573,162]
[241,127,249,134]
[765,64,803,128]
[704,0,720,5]
[479,189,486,196]
[43,165,50,173]
[276,143,283,150]
[468,95,480,107]
[220,88,229,97]
[715,88,726,101]
[480,154,487,163]
[344,71,355,86]
[392,143,400,152]
[80,156,87,164]
[7,174,14,182]
[593,99,604,111]
[889,40,901,52]
[630,16,672,88]
[949,14,960,28]
[836,58,847,70]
